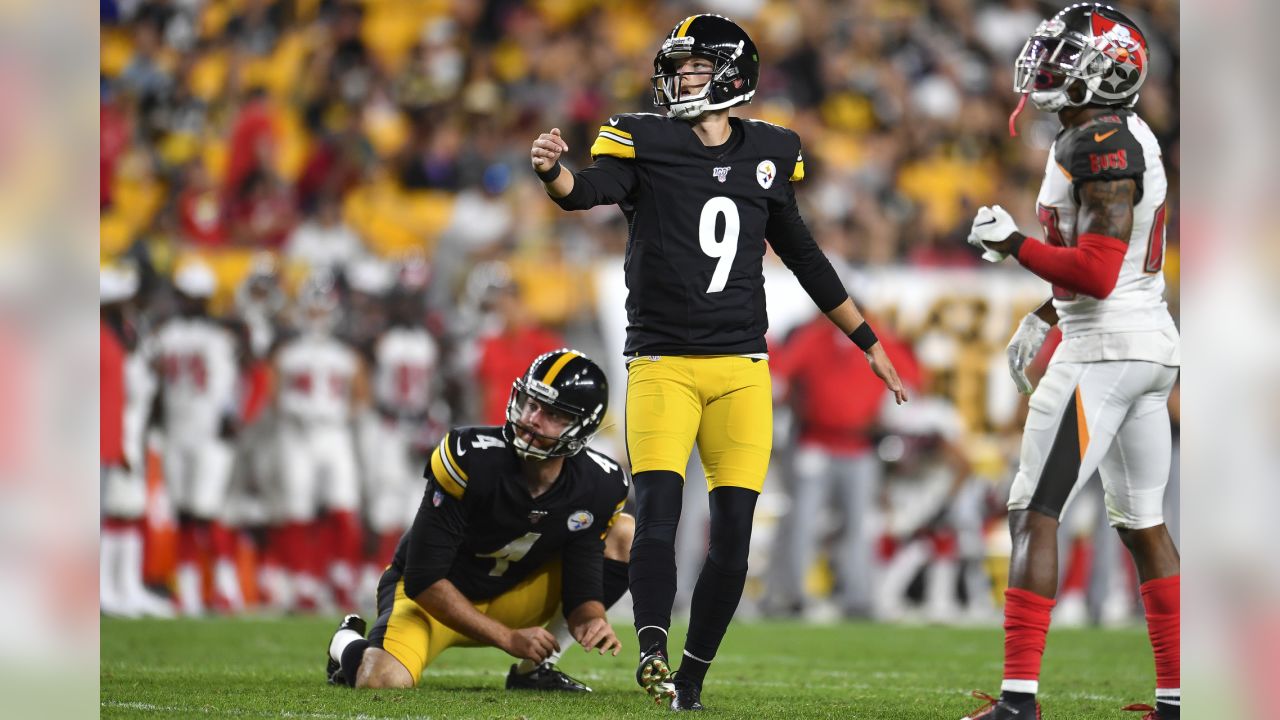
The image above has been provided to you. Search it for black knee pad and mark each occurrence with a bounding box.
[706,486,759,572]
[632,470,684,547]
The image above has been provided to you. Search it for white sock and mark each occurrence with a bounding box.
[215,559,244,610]
[1156,688,1180,706]
[176,563,204,616]
[545,613,572,665]
[1000,679,1038,695]
[516,614,573,673]
[329,628,364,663]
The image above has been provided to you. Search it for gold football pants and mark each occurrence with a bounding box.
[625,355,772,492]
[371,560,562,684]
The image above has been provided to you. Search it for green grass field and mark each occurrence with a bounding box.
[102,616,1155,719]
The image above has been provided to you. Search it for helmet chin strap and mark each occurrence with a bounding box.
[1008,93,1028,137]
[670,97,708,119]
[511,433,551,461]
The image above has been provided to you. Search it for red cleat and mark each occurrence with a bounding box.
[1121,703,1158,719]
[961,690,1042,719]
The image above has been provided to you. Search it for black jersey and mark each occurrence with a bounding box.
[553,113,847,356]
[396,426,629,612]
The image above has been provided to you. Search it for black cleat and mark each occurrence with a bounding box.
[505,662,592,692]
[636,650,676,706]
[326,613,367,686]
[670,675,704,711]
[961,691,1041,719]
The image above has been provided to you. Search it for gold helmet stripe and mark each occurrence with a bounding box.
[541,350,582,386]
[675,15,700,38]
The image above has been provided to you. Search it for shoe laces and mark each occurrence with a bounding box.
[968,690,999,713]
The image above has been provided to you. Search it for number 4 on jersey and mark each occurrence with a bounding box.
[478,532,542,577]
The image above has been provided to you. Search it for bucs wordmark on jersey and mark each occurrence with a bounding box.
[554,113,846,356]
[396,426,629,609]
[1037,108,1178,365]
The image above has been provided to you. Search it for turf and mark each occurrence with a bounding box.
[101,616,1154,719]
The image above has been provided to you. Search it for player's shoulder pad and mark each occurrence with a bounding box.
[741,118,805,182]
[580,447,629,497]
[590,113,666,160]
[1056,112,1145,185]
[427,426,506,500]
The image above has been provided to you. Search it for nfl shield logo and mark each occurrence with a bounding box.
[712,166,731,183]
[432,490,443,507]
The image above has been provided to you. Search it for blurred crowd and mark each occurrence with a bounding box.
[99,0,1179,624]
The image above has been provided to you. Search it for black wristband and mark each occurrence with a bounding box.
[848,322,878,352]
[535,161,563,183]
[1006,231,1028,259]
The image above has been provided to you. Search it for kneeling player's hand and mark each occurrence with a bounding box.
[505,626,560,664]
[867,344,908,405]
[572,617,621,656]
[531,128,569,173]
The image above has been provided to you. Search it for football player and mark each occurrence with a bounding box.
[531,13,907,711]
[963,6,1179,719]
[361,261,444,606]
[100,264,173,618]
[274,273,370,611]
[324,350,632,693]
[152,260,244,615]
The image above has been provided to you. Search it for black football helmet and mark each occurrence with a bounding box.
[1013,3,1148,113]
[651,14,758,120]
[504,349,608,460]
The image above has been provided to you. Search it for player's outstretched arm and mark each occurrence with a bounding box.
[566,600,622,656]
[825,298,909,405]
[413,578,560,663]
[530,127,575,198]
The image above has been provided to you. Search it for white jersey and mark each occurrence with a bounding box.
[1036,109,1179,366]
[275,332,361,424]
[153,317,239,439]
[372,326,438,417]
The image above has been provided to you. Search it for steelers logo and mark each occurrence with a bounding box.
[567,510,594,532]
[756,160,776,189]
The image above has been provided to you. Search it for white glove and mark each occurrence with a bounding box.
[1006,313,1052,395]
[968,205,1019,262]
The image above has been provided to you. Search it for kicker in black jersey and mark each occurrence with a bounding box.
[394,426,628,611]
[553,112,846,356]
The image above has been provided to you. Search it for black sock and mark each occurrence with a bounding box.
[680,487,758,688]
[680,556,745,687]
[675,651,712,688]
[630,470,684,658]
[1155,700,1179,718]
[340,639,370,687]
[602,558,630,609]
[999,690,1036,708]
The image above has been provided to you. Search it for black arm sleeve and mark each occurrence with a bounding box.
[765,183,848,313]
[559,529,605,616]
[402,479,469,598]
[551,157,638,211]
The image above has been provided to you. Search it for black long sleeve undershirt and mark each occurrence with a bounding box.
[765,182,848,313]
